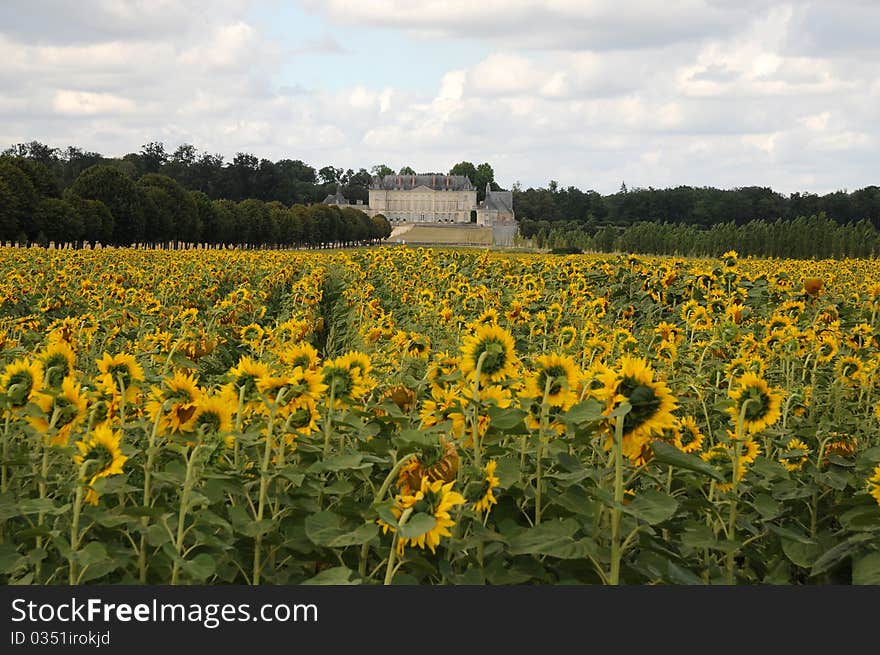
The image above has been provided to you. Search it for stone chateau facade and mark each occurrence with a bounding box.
[323,173,515,227]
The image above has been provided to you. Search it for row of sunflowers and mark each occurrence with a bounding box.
[1,246,879,584]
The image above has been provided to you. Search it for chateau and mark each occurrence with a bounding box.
[323,173,515,227]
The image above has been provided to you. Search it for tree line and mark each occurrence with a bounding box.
[3,138,879,256]
[0,146,394,248]
[516,181,880,234]
[531,215,880,259]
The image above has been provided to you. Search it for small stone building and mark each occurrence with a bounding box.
[476,183,515,226]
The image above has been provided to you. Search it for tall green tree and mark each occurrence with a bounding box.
[68,164,144,244]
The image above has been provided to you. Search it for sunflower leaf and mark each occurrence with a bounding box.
[397,512,437,539]
[853,552,880,585]
[651,440,725,481]
[625,489,679,525]
[561,399,605,426]
[302,566,361,585]
[487,406,527,431]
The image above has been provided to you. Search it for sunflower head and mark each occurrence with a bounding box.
[397,437,460,496]
[190,394,234,437]
[529,353,580,404]
[727,372,783,436]
[868,465,880,507]
[1,358,43,409]
[74,425,128,505]
[383,477,465,555]
[285,398,320,436]
[97,352,144,389]
[227,356,271,403]
[29,376,88,446]
[239,323,265,349]
[804,278,823,297]
[675,416,705,454]
[779,438,810,472]
[471,459,500,514]
[41,341,76,388]
[460,324,519,384]
[604,356,678,439]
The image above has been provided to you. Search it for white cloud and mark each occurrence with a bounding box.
[53,90,136,115]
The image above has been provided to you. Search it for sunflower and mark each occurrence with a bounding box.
[472,459,500,514]
[600,356,678,464]
[824,432,857,464]
[378,384,417,414]
[277,342,320,371]
[96,352,144,402]
[73,425,127,505]
[655,321,683,344]
[675,416,705,454]
[419,386,461,428]
[397,437,460,496]
[261,366,327,416]
[1,358,43,410]
[814,334,838,364]
[834,355,864,386]
[459,324,519,384]
[88,374,121,428]
[271,319,309,346]
[701,443,750,493]
[239,323,265,350]
[146,371,203,435]
[320,354,371,404]
[380,477,465,555]
[41,341,76,389]
[525,353,580,406]
[28,376,88,446]
[189,393,234,437]
[779,438,810,472]
[224,356,271,405]
[868,465,880,506]
[727,372,783,436]
[427,351,461,392]
[284,398,320,436]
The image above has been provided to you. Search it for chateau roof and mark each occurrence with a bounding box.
[322,190,348,205]
[481,184,514,213]
[370,174,474,191]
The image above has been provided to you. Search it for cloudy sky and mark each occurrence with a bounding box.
[1,0,878,194]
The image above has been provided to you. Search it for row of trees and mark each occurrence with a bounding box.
[0,157,391,248]
[4,138,880,256]
[515,182,880,231]
[530,214,880,259]
[2,140,499,206]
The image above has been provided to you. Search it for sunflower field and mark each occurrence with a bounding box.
[1,245,880,585]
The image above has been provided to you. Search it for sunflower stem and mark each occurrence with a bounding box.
[35,408,58,585]
[383,507,412,586]
[535,376,553,526]
[116,374,127,432]
[360,453,415,578]
[471,351,489,469]
[322,382,336,460]
[609,408,626,586]
[1,413,10,496]
[233,384,246,469]
[139,410,163,583]
[725,399,752,585]
[253,405,278,586]
[68,461,91,585]
[171,445,202,586]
